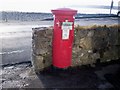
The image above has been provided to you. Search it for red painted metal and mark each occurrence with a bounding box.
[51,8,77,68]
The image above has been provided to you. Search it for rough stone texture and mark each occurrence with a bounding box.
[72,48,100,66]
[101,46,119,62]
[32,25,120,72]
[32,27,52,72]
[73,25,120,64]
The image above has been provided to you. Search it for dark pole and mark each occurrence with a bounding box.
[110,0,113,15]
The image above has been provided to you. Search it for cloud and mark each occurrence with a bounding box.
[0,0,119,13]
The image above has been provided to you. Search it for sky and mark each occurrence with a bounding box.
[0,0,119,14]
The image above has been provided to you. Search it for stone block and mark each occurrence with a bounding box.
[79,37,93,50]
[32,54,52,72]
[100,46,119,62]
[72,48,100,67]
[32,27,52,55]
[108,26,119,45]
[32,54,44,72]
[32,27,52,72]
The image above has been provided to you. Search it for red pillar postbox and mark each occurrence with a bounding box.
[51,8,77,68]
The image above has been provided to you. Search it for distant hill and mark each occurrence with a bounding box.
[0,11,117,22]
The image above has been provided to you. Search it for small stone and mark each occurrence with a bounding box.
[80,53,84,57]
[23,83,29,87]
[87,31,94,37]
[19,72,28,79]
[38,49,48,55]
[88,50,92,53]
[5,66,14,69]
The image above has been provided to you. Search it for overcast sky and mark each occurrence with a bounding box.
[0,0,119,14]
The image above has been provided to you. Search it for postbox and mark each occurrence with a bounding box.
[51,8,77,68]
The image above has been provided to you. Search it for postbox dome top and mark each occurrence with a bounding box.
[51,8,77,16]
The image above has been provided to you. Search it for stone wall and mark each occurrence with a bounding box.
[32,25,120,72]
[32,27,53,72]
[72,25,120,67]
